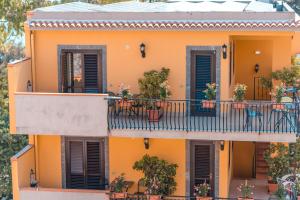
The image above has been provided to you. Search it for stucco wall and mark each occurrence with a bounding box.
[11,145,35,200]
[14,93,108,136]
[19,188,108,200]
[8,58,32,133]
[109,137,186,196]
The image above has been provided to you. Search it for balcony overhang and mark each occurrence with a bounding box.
[14,92,108,136]
[109,129,297,143]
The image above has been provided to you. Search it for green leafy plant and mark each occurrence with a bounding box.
[118,83,132,99]
[264,143,290,183]
[194,182,210,197]
[133,154,178,196]
[233,84,247,102]
[203,83,216,100]
[270,83,286,103]
[138,68,171,100]
[237,180,254,199]
[110,173,128,193]
[260,77,273,91]
[275,184,286,200]
[271,66,300,86]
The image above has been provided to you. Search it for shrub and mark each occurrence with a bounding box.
[133,154,177,196]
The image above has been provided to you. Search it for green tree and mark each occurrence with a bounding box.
[0,1,56,199]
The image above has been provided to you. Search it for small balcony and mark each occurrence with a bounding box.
[14,92,108,136]
[108,98,299,142]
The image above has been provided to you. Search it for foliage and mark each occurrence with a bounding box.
[110,173,128,193]
[260,77,273,90]
[270,83,287,103]
[118,83,132,99]
[275,184,286,200]
[203,83,216,101]
[236,180,254,199]
[132,154,178,196]
[194,182,210,197]
[233,84,247,102]
[289,138,300,169]
[263,143,290,183]
[271,66,300,86]
[138,68,171,100]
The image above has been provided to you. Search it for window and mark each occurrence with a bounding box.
[61,50,102,93]
[65,137,105,190]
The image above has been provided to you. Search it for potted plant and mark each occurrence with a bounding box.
[237,180,254,200]
[202,83,216,109]
[138,68,171,121]
[155,80,171,109]
[270,83,286,110]
[110,173,128,199]
[294,178,300,200]
[194,182,212,200]
[232,84,247,109]
[117,83,133,109]
[133,154,178,200]
[263,143,290,194]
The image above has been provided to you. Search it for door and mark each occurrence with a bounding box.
[190,142,214,197]
[66,137,105,190]
[191,50,216,116]
[61,50,102,93]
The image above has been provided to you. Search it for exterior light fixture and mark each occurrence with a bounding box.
[144,138,149,149]
[255,64,259,73]
[222,44,227,59]
[27,80,32,92]
[220,141,225,151]
[140,43,146,58]
[30,169,37,188]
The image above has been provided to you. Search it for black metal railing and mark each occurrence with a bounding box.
[109,194,266,200]
[107,97,300,134]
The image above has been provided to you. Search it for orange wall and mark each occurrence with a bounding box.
[32,30,233,99]
[235,40,273,100]
[109,137,186,196]
[292,32,300,55]
[37,135,62,188]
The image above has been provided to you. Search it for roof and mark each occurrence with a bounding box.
[27,1,300,31]
[33,1,283,13]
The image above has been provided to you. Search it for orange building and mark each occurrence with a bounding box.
[8,1,300,200]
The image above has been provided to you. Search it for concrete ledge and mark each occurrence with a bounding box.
[110,129,297,142]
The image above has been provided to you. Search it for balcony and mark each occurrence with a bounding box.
[11,145,109,200]
[108,98,299,142]
[14,92,108,136]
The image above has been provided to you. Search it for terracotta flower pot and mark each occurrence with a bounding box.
[155,101,170,109]
[147,109,162,122]
[196,197,213,200]
[111,192,127,199]
[202,100,216,109]
[232,102,247,109]
[272,103,285,110]
[268,182,278,194]
[147,195,161,200]
[238,198,254,200]
[118,99,133,109]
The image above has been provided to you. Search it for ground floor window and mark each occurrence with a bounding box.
[65,137,105,190]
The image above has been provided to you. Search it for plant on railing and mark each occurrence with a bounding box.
[270,83,287,110]
[271,65,300,87]
[110,173,128,199]
[133,154,178,199]
[202,83,216,109]
[117,83,133,109]
[232,83,247,109]
[194,182,212,200]
[264,143,290,194]
[138,68,171,121]
[237,180,254,200]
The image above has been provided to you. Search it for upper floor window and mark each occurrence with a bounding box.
[61,50,102,93]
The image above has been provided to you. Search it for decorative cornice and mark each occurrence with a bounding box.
[28,20,300,31]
